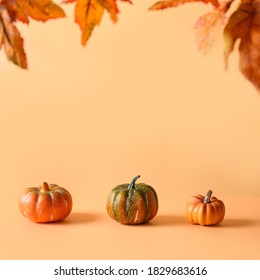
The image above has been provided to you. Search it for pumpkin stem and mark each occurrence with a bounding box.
[41,182,50,192]
[203,190,213,203]
[128,175,141,190]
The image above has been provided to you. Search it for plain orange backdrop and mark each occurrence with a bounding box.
[0,2,260,259]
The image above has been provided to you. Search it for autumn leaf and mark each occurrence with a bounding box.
[194,9,227,54]
[97,0,119,22]
[0,0,66,69]
[119,0,132,3]
[224,0,260,90]
[64,0,121,46]
[74,0,104,45]
[149,0,220,11]
[0,7,27,68]
[5,0,66,23]
[62,0,76,3]
[5,2,30,24]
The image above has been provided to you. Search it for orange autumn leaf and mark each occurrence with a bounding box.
[75,0,104,45]
[119,0,132,3]
[97,0,119,22]
[4,1,29,24]
[149,0,220,11]
[0,0,65,69]
[4,0,65,24]
[224,0,260,90]
[13,0,66,22]
[65,0,120,46]
[62,0,76,3]
[0,7,27,68]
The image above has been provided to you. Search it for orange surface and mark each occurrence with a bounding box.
[1,3,260,260]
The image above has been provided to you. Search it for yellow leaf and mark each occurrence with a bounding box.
[75,0,104,45]
[0,7,27,68]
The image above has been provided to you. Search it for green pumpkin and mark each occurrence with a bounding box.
[106,175,159,225]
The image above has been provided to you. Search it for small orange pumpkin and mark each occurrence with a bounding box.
[106,175,158,225]
[19,182,73,223]
[186,190,225,226]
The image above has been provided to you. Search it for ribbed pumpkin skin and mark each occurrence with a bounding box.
[186,194,225,226]
[19,183,73,223]
[107,183,158,225]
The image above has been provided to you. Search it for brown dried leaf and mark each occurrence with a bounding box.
[224,0,260,90]
[0,7,27,68]
[149,0,219,11]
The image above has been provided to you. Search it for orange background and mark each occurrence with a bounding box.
[1,2,260,260]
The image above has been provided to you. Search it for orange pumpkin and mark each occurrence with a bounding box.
[106,175,158,225]
[19,182,73,223]
[186,190,225,226]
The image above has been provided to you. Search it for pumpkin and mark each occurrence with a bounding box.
[106,175,158,225]
[186,190,225,226]
[19,182,73,223]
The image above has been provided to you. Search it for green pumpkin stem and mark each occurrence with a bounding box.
[41,182,50,192]
[128,175,141,190]
[203,190,213,204]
